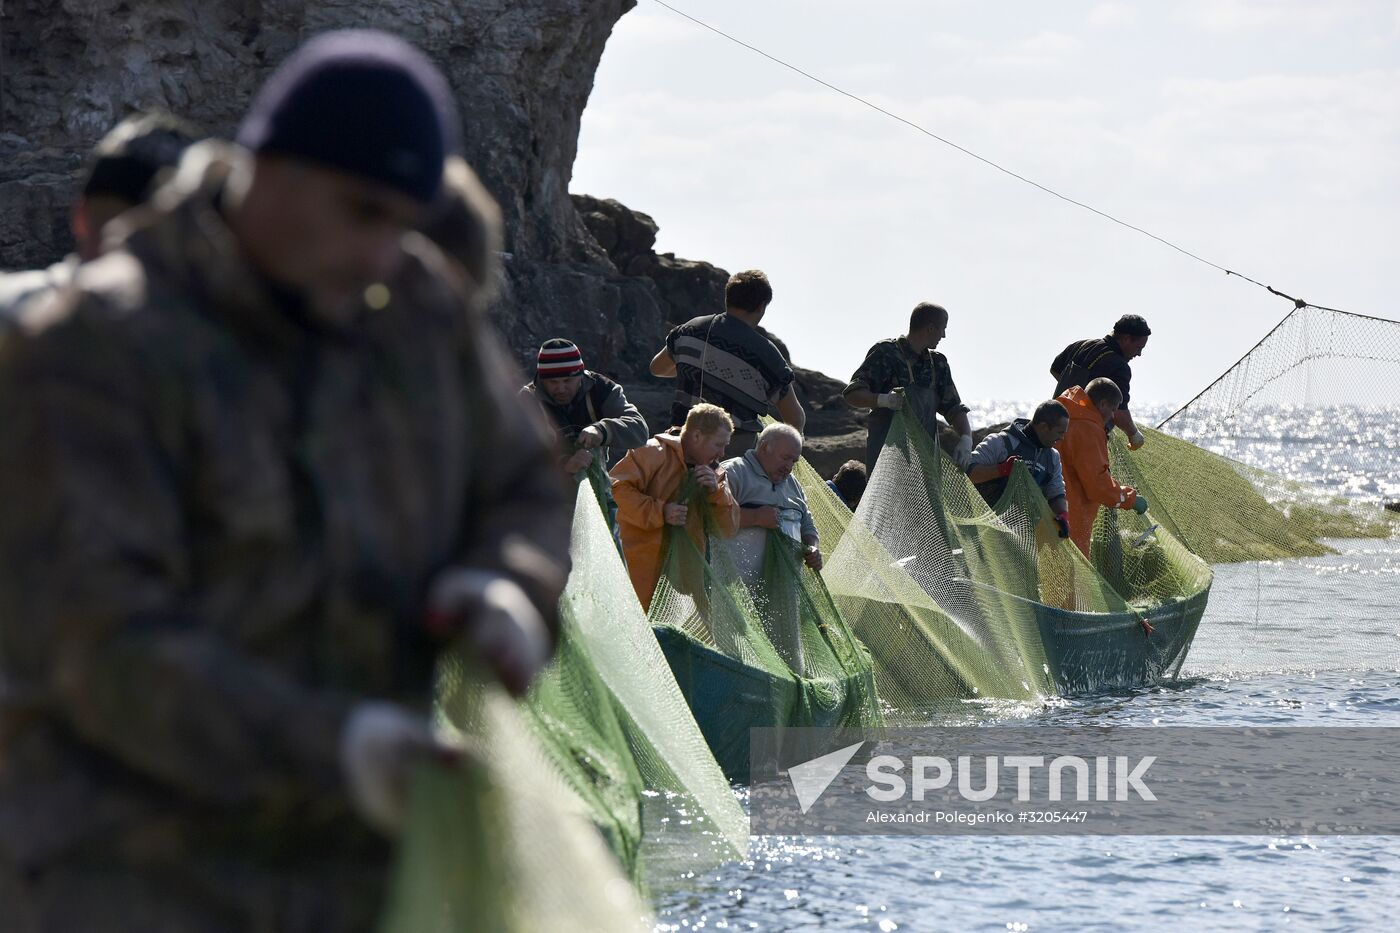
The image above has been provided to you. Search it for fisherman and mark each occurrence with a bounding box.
[521,337,648,474]
[843,302,975,475]
[722,422,823,584]
[1055,377,1150,557]
[966,400,1073,538]
[1050,314,1152,450]
[649,268,805,456]
[611,403,741,611]
[0,31,571,932]
[827,459,868,511]
[0,111,200,321]
[721,422,821,674]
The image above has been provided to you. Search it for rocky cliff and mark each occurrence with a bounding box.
[0,0,868,470]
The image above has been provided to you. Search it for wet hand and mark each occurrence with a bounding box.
[563,448,593,474]
[692,464,719,492]
[750,505,780,530]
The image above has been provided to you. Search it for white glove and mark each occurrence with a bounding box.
[876,392,904,411]
[1128,430,1146,451]
[427,569,552,696]
[341,702,446,835]
[578,425,605,449]
[953,434,974,470]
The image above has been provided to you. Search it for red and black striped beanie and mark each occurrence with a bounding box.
[537,338,585,378]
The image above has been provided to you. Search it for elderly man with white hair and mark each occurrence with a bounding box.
[722,422,822,580]
[721,423,821,674]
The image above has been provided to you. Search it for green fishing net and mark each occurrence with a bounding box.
[646,470,884,782]
[382,476,749,927]
[809,393,1212,708]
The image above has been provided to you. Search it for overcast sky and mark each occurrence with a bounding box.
[571,0,1400,413]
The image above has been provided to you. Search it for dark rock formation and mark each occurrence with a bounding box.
[0,0,864,457]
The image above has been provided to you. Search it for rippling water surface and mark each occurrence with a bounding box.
[653,404,1400,931]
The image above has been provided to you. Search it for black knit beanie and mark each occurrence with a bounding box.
[236,30,459,204]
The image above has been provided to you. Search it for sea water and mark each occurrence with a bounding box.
[652,404,1400,931]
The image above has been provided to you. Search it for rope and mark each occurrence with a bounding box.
[649,0,1359,318]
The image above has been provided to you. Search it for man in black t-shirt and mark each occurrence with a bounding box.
[650,268,805,456]
[1051,314,1152,450]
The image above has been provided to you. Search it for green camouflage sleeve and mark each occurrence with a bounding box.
[0,304,352,809]
[844,342,896,395]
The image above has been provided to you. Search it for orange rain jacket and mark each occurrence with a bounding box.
[1054,386,1139,557]
[610,433,740,611]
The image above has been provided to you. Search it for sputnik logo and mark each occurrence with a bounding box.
[787,742,865,814]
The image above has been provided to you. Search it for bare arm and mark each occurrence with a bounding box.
[776,387,806,433]
[843,386,878,410]
[967,463,1005,484]
[650,347,677,378]
[1112,408,1138,436]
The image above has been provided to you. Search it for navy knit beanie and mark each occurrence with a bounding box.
[237,30,459,204]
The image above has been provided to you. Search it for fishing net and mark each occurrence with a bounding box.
[532,472,748,881]
[809,390,1212,709]
[647,471,884,782]
[381,672,649,932]
[381,476,749,928]
[1137,305,1400,673]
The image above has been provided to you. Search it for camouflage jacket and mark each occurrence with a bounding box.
[0,144,571,878]
[844,337,968,420]
[846,337,969,471]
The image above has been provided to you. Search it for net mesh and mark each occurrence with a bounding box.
[810,389,1212,710]
[533,470,748,886]
[646,472,884,782]
[381,672,650,932]
[382,476,748,927]
[1141,305,1400,673]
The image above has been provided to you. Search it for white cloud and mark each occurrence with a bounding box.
[1020,32,1083,56]
[924,32,984,57]
[1087,3,1137,27]
[1175,0,1370,33]
[976,31,1083,69]
[1131,71,1400,199]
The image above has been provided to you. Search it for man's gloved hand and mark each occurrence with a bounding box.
[995,456,1022,478]
[1054,512,1072,539]
[577,425,605,450]
[425,569,552,697]
[1133,495,1150,515]
[1128,430,1146,451]
[341,702,461,836]
[876,392,904,411]
[954,434,974,470]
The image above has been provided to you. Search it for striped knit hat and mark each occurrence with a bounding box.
[537,338,585,378]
